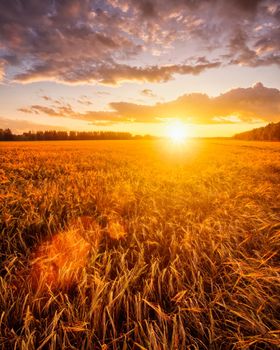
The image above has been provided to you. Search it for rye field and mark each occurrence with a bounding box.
[0,139,280,350]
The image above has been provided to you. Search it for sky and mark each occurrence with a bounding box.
[0,0,280,137]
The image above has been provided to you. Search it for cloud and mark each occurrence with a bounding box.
[0,60,5,81]
[96,91,111,96]
[0,117,68,133]
[140,89,157,98]
[0,0,279,85]
[77,96,93,106]
[18,106,63,117]
[19,103,77,118]
[226,26,280,67]
[18,102,122,125]
[19,83,280,125]
[97,61,221,85]
[213,82,280,122]
[14,61,221,85]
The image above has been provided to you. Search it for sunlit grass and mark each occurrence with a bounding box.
[0,139,280,349]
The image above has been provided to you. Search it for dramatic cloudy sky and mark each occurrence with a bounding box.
[0,0,279,136]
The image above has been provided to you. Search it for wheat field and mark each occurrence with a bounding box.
[0,139,280,350]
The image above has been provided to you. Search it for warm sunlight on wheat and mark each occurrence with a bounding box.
[0,0,279,348]
[1,140,280,349]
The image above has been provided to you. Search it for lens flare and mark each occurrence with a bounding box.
[30,229,91,293]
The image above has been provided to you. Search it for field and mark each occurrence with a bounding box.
[0,139,280,350]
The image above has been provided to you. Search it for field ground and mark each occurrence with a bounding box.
[0,139,280,349]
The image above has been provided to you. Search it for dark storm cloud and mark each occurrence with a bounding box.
[0,0,279,84]
[19,83,280,124]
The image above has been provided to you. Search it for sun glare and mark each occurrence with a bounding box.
[167,121,189,143]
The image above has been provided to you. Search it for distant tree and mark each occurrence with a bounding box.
[234,122,280,141]
[0,128,14,141]
[69,131,77,140]
[0,129,158,141]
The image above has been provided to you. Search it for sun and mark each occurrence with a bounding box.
[167,121,189,143]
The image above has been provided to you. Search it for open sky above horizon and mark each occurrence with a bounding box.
[0,0,280,137]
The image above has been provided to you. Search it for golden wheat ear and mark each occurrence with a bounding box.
[69,215,98,231]
[69,215,103,249]
[107,220,126,240]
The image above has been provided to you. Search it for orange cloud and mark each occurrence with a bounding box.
[18,83,280,125]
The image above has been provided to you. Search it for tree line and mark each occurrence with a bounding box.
[234,122,280,141]
[0,129,156,141]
